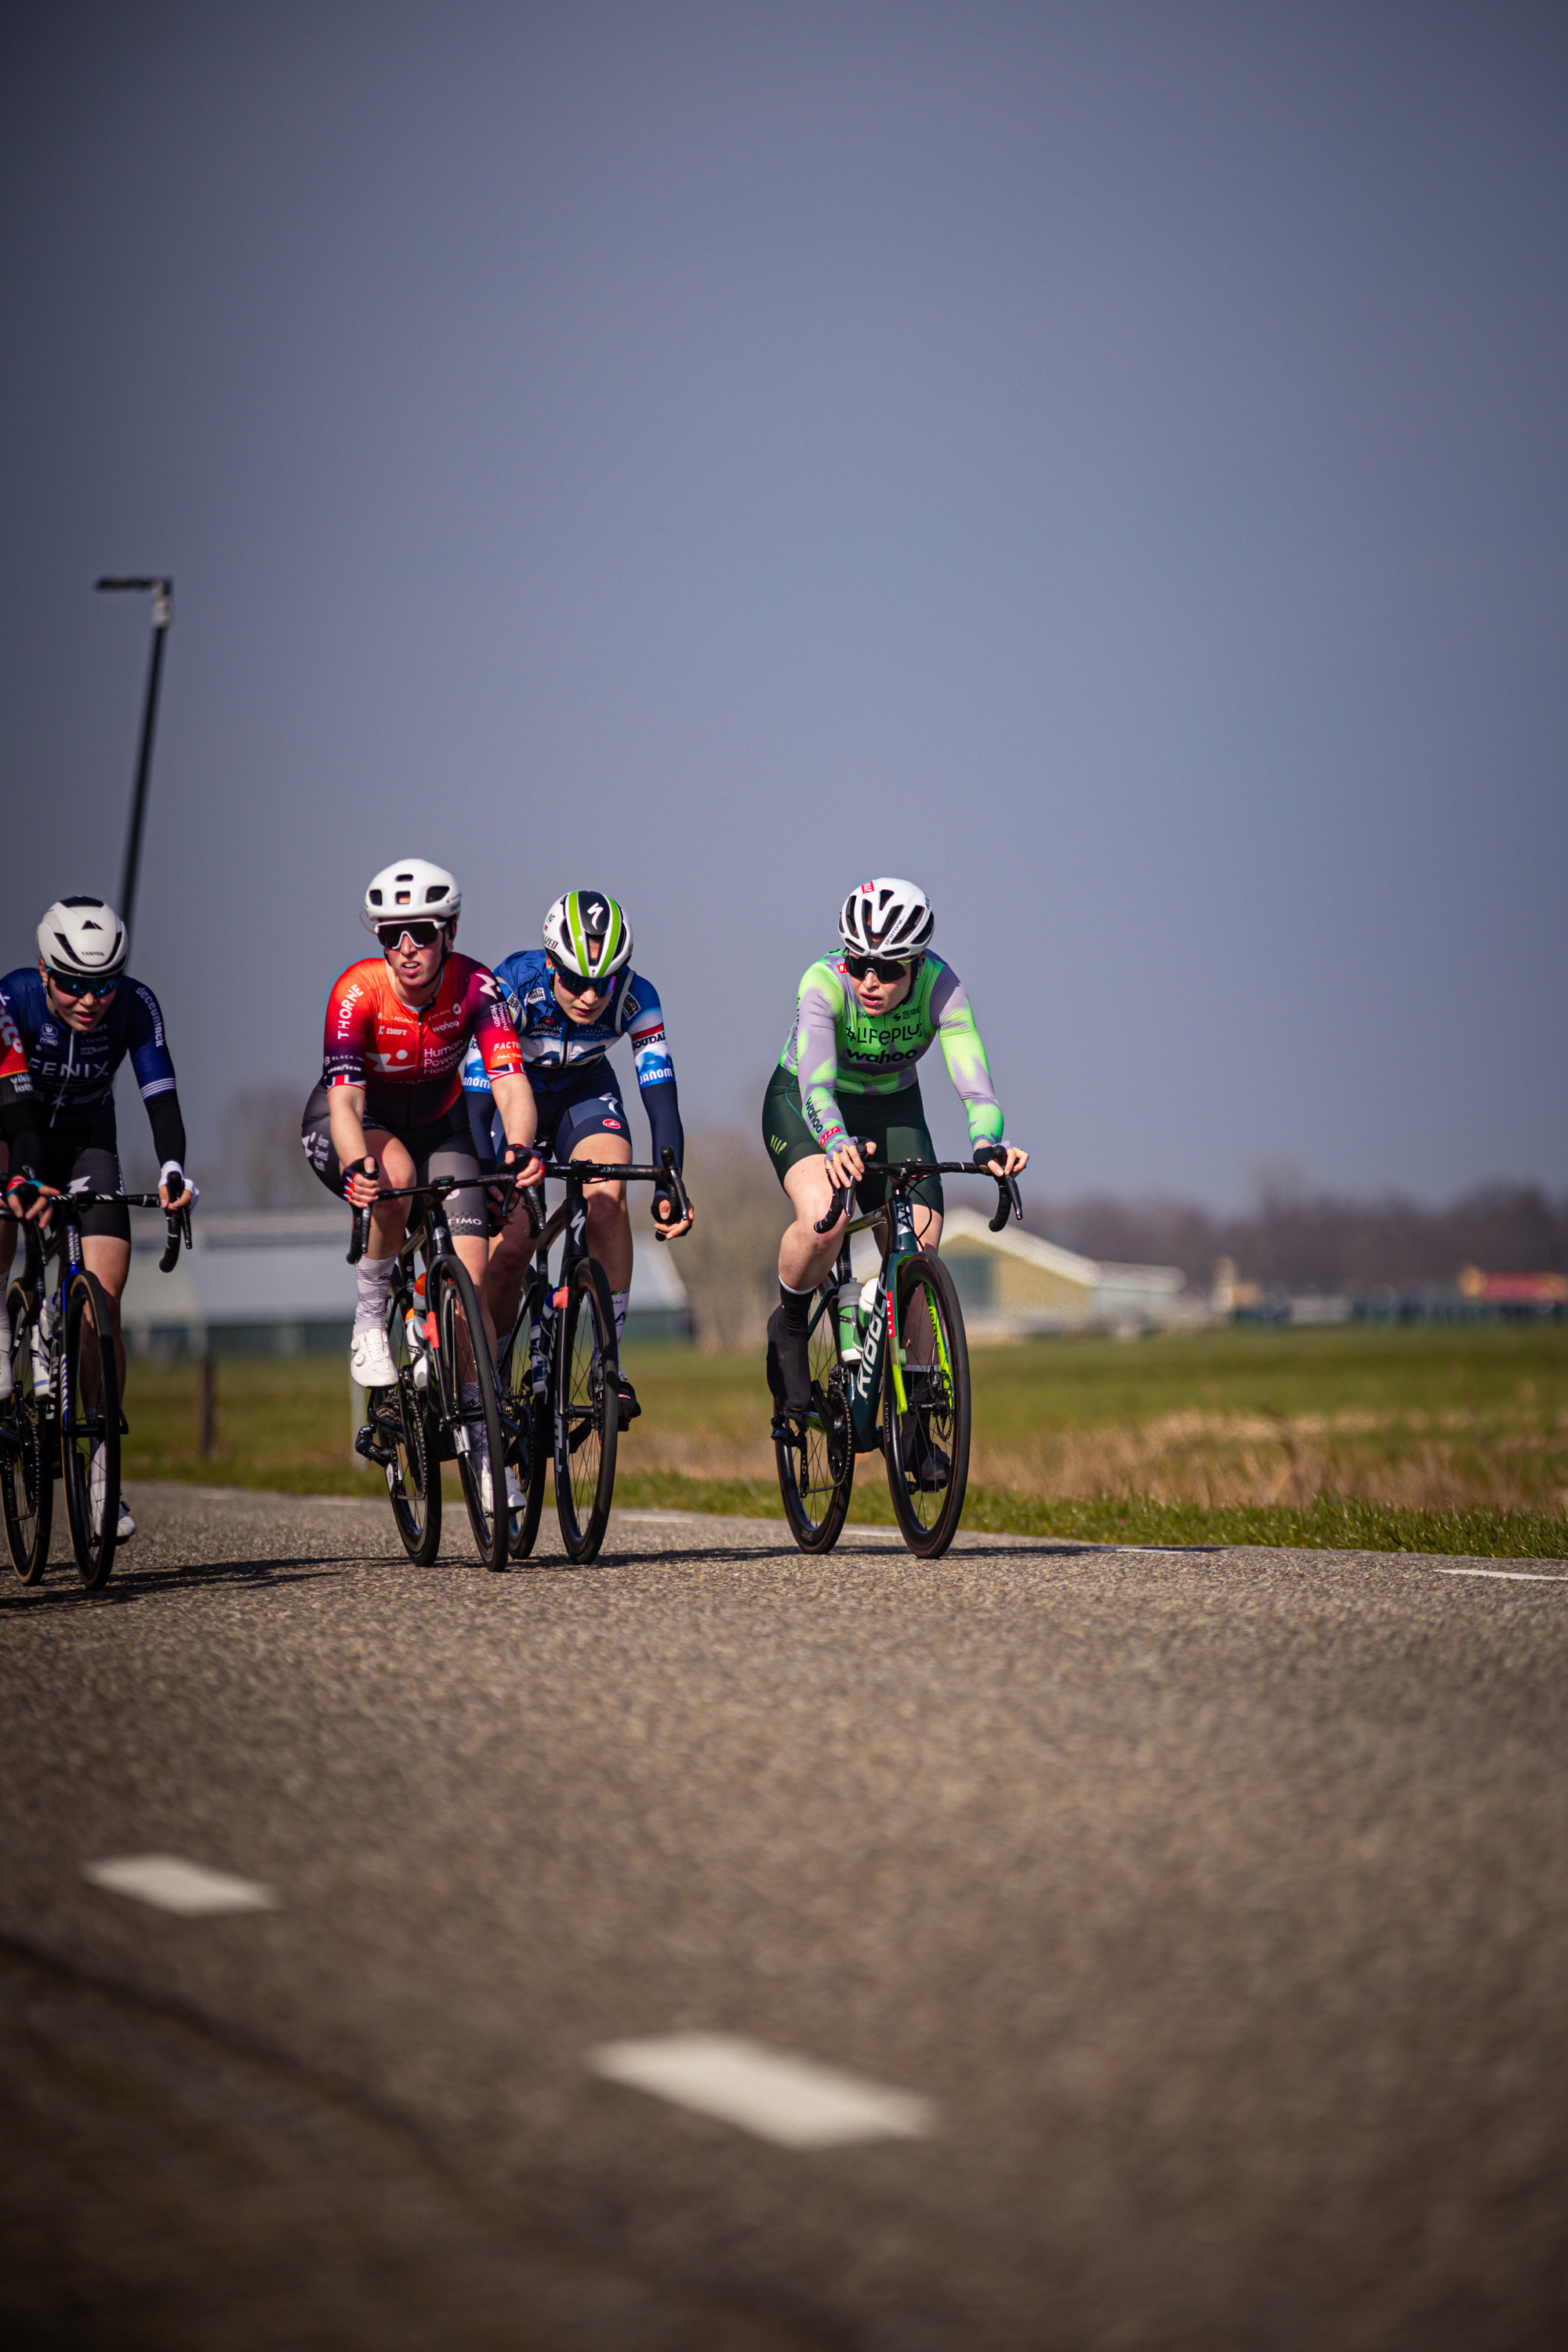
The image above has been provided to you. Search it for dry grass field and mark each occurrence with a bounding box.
[109,1320,1568,1559]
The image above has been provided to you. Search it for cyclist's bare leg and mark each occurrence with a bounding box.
[455,1232,499,1362]
[80,1234,131,1393]
[362,1129,414,1260]
[571,1134,632,1290]
[779,1156,846,1294]
[485,1205,534,1342]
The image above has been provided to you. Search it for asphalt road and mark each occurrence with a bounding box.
[2,1486,1566,2351]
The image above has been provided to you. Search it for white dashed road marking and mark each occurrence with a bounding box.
[1439,1568,1568,1584]
[588,2032,936,2147]
[84,1855,278,1915]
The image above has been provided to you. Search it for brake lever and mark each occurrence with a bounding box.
[655,1145,691,1229]
[988,1171,1023,1233]
[347,1206,369,1265]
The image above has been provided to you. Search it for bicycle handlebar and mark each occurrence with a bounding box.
[2,1181,192,1270]
[344,1146,695,1263]
[813,1145,1023,1236]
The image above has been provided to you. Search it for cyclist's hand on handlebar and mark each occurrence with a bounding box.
[652,1190,694,1243]
[343,1155,381,1210]
[975,1142,1029,1178]
[3,1172,58,1229]
[158,1161,198,1214]
[502,1144,546,1186]
[824,1135,873,1189]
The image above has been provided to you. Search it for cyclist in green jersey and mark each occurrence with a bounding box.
[762,877,1029,1425]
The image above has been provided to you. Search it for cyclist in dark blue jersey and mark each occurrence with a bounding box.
[0,897,196,1543]
[461,888,691,1428]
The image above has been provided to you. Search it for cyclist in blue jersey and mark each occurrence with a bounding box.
[462,889,691,1430]
[0,898,197,1543]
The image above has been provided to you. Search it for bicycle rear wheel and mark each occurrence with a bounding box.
[883,1253,970,1559]
[554,1258,618,1565]
[498,1311,548,1560]
[429,1255,506,1571]
[383,1286,441,1565]
[60,1272,119,1590]
[2,1282,53,1583]
[775,1288,855,1553]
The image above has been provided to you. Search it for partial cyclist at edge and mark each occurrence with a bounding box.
[460,887,692,1434]
[763,876,1029,1464]
[0,896,198,1543]
[301,860,541,1513]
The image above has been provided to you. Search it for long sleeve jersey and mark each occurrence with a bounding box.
[459,948,684,1166]
[778,951,1005,1156]
[0,965,185,1172]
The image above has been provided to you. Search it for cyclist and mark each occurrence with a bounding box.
[300,860,541,1514]
[762,877,1029,1466]
[0,896,197,1543]
[461,888,691,1431]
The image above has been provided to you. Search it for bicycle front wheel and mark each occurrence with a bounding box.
[498,1312,548,1561]
[2,1281,53,1583]
[429,1256,506,1571]
[60,1272,120,1590]
[775,1289,854,1553]
[383,1285,441,1566]
[554,1258,618,1565]
[883,1253,971,1559]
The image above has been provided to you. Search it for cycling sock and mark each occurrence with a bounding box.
[779,1279,813,1335]
[354,1254,395,1332]
[612,1290,630,1347]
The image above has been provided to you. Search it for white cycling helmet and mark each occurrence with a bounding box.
[543,889,633,983]
[37,896,129,982]
[361,858,461,936]
[837,877,935,960]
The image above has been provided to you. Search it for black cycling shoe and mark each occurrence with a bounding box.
[899,1414,950,1490]
[766,1305,812,1425]
[617,1375,641,1432]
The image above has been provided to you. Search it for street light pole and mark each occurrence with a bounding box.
[95,575,172,948]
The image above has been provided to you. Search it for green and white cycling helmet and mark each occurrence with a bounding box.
[543,889,633,985]
[361,858,462,937]
[838,877,935,960]
[38,895,129,983]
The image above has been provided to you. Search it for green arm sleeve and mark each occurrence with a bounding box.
[792,960,851,1149]
[930,964,1005,1150]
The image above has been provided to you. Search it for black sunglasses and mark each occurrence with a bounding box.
[844,952,920,983]
[549,956,611,997]
[377,920,445,950]
[47,967,119,1000]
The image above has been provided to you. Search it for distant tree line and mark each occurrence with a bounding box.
[1029,1181,1568,1294]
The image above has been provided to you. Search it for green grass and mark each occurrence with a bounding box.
[114,1326,1568,1560]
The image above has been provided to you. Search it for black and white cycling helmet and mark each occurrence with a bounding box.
[37,896,129,982]
[837,877,935,960]
[361,859,462,935]
[543,889,633,983]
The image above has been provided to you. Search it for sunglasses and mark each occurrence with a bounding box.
[376,921,445,950]
[548,957,610,998]
[844,953,920,983]
[48,968,119,1000]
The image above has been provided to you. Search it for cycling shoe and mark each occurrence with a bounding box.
[766,1305,811,1421]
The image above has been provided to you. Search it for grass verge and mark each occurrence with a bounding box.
[607,1468,1568,1560]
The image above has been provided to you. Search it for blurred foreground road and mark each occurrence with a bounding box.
[3,1486,1566,2350]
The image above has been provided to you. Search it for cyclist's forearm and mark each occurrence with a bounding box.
[327,1085,369,1174]
[489,1071,538,1155]
[934,979,1005,1149]
[0,1101,42,1183]
[146,1092,187,1171]
[642,1074,684,1169]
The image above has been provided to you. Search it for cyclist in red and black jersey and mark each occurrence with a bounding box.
[302,865,539,1481]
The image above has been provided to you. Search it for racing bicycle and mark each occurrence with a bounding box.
[495,1148,691,1568]
[772,1151,1022,1561]
[2,1188,191,1590]
[348,1173,510,1571]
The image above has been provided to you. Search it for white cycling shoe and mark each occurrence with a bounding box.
[116,1497,136,1543]
[350,1324,397,1387]
[476,1455,524,1524]
[88,1446,134,1541]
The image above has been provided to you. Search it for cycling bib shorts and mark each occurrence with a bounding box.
[761,1065,943,1216]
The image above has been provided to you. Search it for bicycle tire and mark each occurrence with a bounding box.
[554,1256,618,1565]
[775,1283,855,1552]
[60,1272,119,1590]
[2,1279,53,1583]
[429,1254,506,1571]
[382,1283,441,1566]
[498,1312,548,1561]
[882,1252,971,1559]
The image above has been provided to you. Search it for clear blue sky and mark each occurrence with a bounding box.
[5,2,1564,1206]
